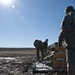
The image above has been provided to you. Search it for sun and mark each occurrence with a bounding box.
[0,0,12,5]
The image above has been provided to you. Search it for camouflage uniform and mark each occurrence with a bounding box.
[58,6,75,75]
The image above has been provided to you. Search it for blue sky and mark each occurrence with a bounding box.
[0,0,75,48]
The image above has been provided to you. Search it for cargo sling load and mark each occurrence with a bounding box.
[32,42,67,75]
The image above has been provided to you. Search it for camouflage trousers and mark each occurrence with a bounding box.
[66,48,75,75]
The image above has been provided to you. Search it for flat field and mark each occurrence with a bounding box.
[0,48,36,56]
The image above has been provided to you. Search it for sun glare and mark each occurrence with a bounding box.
[0,0,12,5]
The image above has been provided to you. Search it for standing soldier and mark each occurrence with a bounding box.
[43,39,48,56]
[58,6,75,75]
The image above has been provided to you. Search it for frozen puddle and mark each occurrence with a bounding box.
[0,57,16,60]
[0,57,17,63]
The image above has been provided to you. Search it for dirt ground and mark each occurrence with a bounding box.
[0,48,37,75]
[0,48,48,75]
[0,55,37,75]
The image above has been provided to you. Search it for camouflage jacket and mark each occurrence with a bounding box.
[59,11,75,48]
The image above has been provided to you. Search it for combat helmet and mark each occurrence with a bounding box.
[65,6,74,14]
[46,39,48,41]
